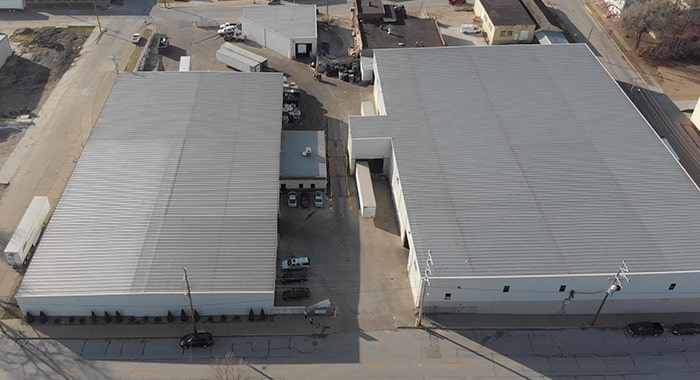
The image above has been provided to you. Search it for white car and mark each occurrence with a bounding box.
[460,24,482,34]
[219,22,238,29]
[287,191,297,208]
[131,33,141,44]
[313,191,323,207]
[218,25,239,36]
[281,256,310,270]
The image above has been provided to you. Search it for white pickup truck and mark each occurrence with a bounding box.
[281,256,311,270]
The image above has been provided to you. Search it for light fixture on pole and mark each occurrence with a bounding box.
[591,261,629,326]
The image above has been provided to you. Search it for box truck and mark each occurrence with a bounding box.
[0,0,25,9]
[4,196,51,267]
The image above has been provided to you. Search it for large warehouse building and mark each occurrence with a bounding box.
[17,72,283,317]
[348,44,700,315]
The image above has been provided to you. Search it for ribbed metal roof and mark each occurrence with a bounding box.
[280,131,327,179]
[242,5,318,39]
[18,72,282,297]
[351,44,700,277]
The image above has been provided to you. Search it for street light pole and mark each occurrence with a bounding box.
[591,261,629,326]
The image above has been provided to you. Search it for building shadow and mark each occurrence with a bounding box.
[550,8,602,57]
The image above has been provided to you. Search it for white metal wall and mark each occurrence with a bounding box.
[0,35,11,68]
[421,272,700,314]
[17,292,275,317]
[242,19,267,48]
[280,178,326,190]
[266,28,292,58]
[373,60,387,115]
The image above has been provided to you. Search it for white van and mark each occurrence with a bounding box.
[281,256,311,270]
[460,24,482,34]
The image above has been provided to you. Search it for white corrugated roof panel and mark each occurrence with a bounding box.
[242,5,318,39]
[351,44,700,277]
[18,71,282,296]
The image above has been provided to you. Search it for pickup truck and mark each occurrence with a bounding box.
[281,256,311,270]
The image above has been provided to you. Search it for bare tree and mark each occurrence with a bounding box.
[621,0,700,59]
[210,352,253,380]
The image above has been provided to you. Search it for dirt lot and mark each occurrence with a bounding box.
[0,27,91,166]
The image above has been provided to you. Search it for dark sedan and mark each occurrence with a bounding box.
[281,270,307,284]
[625,322,664,336]
[179,332,213,348]
[300,192,310,208]
[671,323,700,335]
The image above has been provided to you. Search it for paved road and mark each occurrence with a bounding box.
[3,328,700,379]
[548,0,646,88]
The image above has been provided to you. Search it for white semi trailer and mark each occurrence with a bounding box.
[216,42,267,73]
[4,196,51,267]
[0,0,26,10]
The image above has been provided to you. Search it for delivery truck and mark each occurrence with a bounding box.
[4,196,51,267]
[0,0,26,10]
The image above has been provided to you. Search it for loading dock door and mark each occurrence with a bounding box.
[355,161,376,218]
[296,43,312,57]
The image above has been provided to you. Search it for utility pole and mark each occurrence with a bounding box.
[91,0,103,33]
[183,267,198,335]
[415,250,433,327]
[591,261,629,326]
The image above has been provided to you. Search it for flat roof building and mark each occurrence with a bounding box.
[242,5,318,59]
[17,72,283,317]
[280,130,327,191]
[349,44,700,315]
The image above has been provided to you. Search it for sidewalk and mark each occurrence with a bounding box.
[0,313,338,340]
[427,312,700,330]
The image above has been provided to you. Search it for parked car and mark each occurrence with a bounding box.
[157,36,169,50]
[448,0,466,4]
[219,22,238,29]
[267,0,280,4]
[282,287,310,300]
[460,24,482,34]
[179,332,213,348]
[625,322,664,336]
[314,191,323,207]
[287,191,297,208]
[300,192,310,208]
[131,33,141,44]
[281,270,307,284]
[281,256,311,270]
[218,25,239,36]
[671,323,700,335]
